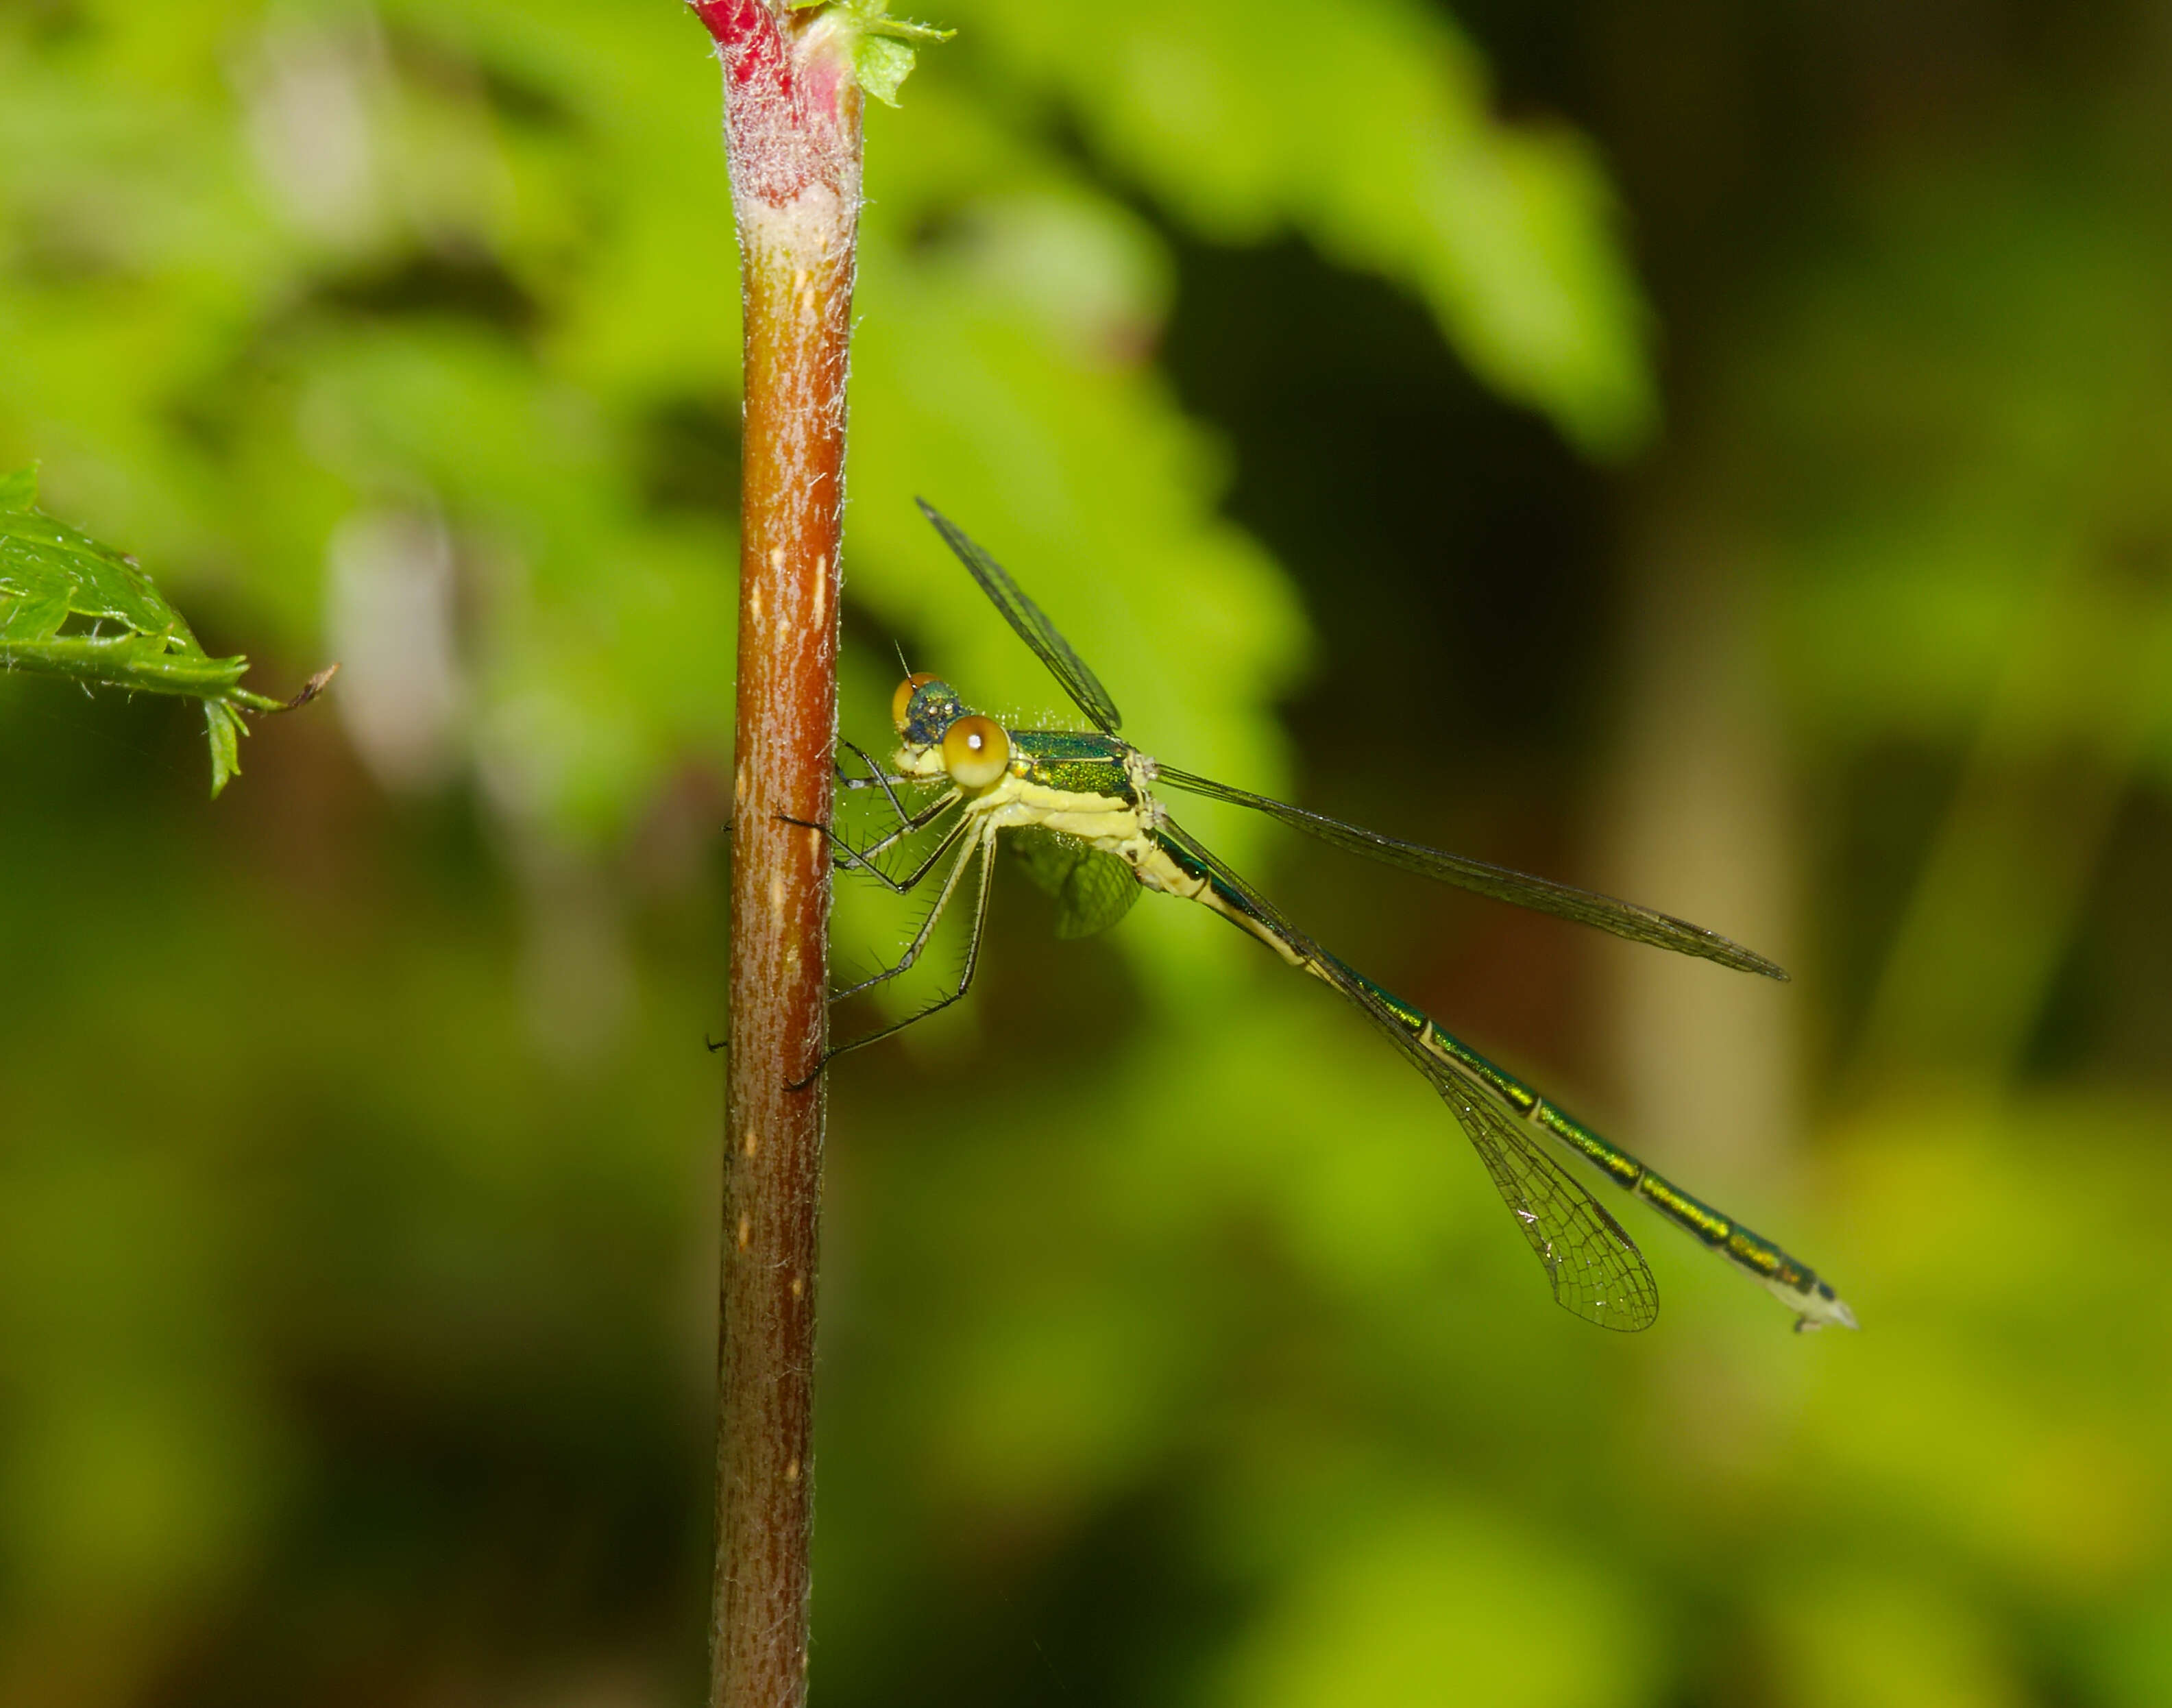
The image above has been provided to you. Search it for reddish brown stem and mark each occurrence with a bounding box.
[692,3,862,1704]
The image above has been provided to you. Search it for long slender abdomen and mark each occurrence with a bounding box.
[1317,957,1853,1330]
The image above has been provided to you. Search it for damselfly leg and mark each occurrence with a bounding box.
[826,822,984,1003]
[781,797,968,896]
[835,737,924,827]
[791,831,996,1087]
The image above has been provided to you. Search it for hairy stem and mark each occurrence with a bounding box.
[692,3,862,1703]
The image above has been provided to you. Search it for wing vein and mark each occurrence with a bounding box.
[1155,816,1659,1332]
[1157,766,1786,980]
[917,500,1123,733]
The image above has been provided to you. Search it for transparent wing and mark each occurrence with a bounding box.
[1157,766,1786,981]
[1416,1041,1660,1330]
[1007,827,1141,939]
[916,499,1124,734]
[1155,817,1659,1331]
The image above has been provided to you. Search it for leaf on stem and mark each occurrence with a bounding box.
[788,0,953,106]
[0,466,336,796]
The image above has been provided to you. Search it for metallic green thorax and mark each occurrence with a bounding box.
[1010,729,1138,802]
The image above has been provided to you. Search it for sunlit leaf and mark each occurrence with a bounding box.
[952,0,1657,452]
[0,467,330,795]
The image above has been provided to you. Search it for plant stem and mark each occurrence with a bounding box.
[691,4,861,1704]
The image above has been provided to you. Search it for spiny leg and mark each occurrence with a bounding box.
[835,736,904,788]
[835,738,921,825]
[792,832,995,1088]
[727,740,919,841]
[846,787,962,868]
[827,823,984,1004]
[782,798,966,896]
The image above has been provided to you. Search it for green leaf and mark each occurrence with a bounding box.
[1009,827,1140,939]
[0,467,332,796]
[794,0,951,104]
[803,0,952,35]
[205,699,247,798]
[962,0,1657,454]
[855,34,919,107]
[870,14,952,43]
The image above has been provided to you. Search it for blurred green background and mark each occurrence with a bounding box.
[5,1,2171,1704]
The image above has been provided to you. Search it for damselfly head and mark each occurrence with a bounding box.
[941,713,1012,790]
[893,673,968,749]
[892,672,942,733]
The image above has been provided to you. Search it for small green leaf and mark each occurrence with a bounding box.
[870,14,951,44]
[853,34,918,107]
[800,0,951,35]
[205,700,247,800]
[0,467,332,796]
[790,0,949,104]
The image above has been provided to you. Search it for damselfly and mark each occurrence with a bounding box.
[813,502,1856,1334]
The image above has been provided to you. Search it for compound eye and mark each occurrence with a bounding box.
[892,672,940,734]
[942,714,1011,790]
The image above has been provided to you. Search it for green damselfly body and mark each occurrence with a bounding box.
[814,502,1857,1334]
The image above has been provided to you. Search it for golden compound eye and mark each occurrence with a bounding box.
[891,672,940,734]
[942,714,1011,790]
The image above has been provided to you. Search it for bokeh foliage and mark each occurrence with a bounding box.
[4,3,2171,1707]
